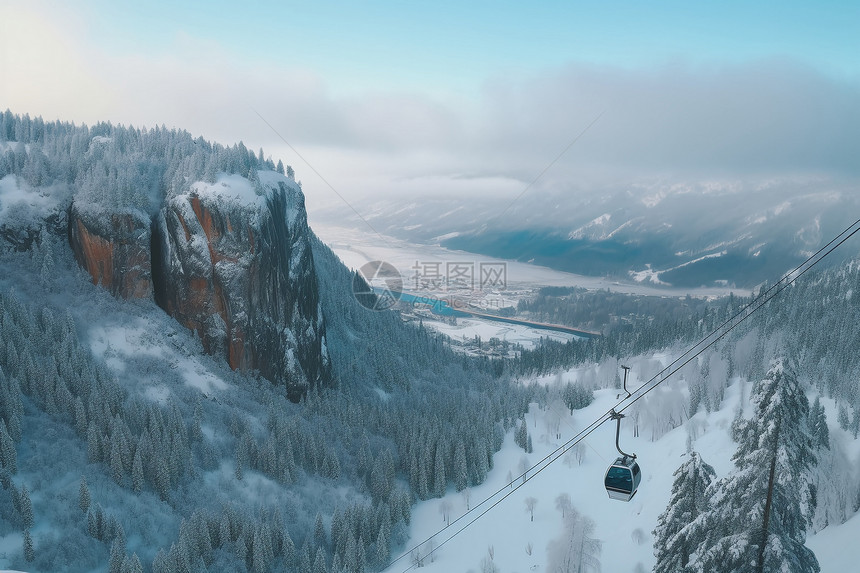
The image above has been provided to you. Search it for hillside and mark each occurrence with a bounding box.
[384,358,860,572]
[0,113,526,571]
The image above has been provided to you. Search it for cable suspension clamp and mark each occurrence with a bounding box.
[609,409,635,460]
[618,365,632,399]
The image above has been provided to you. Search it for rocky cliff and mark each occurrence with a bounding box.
[68,206,152,299]
[69,171,330,400]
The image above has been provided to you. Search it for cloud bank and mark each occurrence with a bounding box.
[3,3,858,209]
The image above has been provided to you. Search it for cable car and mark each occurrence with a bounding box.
[604,456,641,501]
[604,405,641,502]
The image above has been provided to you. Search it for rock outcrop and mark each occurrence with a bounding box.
[68,205,152,299]
[70,171,330,400]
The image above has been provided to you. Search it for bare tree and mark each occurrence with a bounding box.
[439,500,452,526]
[480,546,499,573]
[575,442,587,465]
[563,450,576,468]
[555,493,572,518]
[524,497,538,521]
[518,456,531,484]
[410,547,423,568]
[462,487,472,511]
[547,507,602,573]
[546,399,564,439]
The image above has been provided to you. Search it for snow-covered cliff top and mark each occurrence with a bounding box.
[189,171,300,209]
[0,174,70,228]
[182,170,304,231]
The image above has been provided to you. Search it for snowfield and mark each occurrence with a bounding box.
[808,512,860,572]
[422,316,578,350]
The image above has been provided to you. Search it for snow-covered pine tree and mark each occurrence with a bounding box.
[155,457,170,501]
[837,404,850,431]
[433,443,446,497]
[515,418,530,452]
[453,441,468,491]
[79,475,91,513]
[23,528,34,562]
[312,546,328,573]
[151,548,169,573]
[110,434,125,484]
[299,540,313,573]
[0,420,17,473]
[652,451,715,573]
[282,529,296,569]
[131,449,143,493]
[810,397,829,450]
[417,446,430,500]
[252,528,268,573]
[20,483,33,529]
[692,358,819,573]
[375,520,390,567]
[109,539,125,573]
[314,512,327,549]
[122,553,143,573]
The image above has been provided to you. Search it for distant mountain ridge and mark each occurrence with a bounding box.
[316,181,857,288]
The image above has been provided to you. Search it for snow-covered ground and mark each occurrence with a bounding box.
[421,315,577,350]
[808,512,860,572]
[0,174,69,228]
[88,315,229,400]
[382,370,857,573]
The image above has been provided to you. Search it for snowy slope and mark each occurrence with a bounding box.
[384,369,850,573]
[807,512,860,572]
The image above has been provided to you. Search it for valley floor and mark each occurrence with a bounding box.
[312,223,741,299]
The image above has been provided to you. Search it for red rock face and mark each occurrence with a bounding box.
[68,207,152,299]
[157,199,239,366]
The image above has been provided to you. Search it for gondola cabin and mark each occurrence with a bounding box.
[604,456,641,502]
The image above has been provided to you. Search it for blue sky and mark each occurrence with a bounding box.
[79,0,860,92]
[2,0,859,204]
